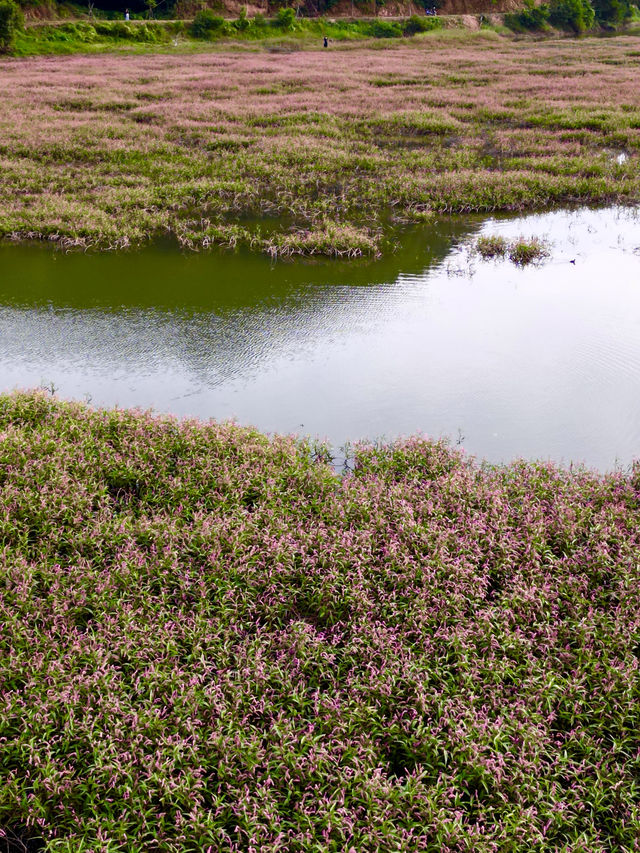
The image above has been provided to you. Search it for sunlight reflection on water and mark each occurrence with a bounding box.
[1,205,639,470]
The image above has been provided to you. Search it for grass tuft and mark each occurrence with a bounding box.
[508,235,551,265]
[476,233,551,265]
[265,222,381,258]
[476,233,508,258]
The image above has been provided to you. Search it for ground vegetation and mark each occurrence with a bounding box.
[1,391,640,851]
[2,31,639,254]
[13,12,444,55]
[475,233,551,264]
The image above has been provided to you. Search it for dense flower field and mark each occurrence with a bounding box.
[1,391,639,851]
[1,32,639,253]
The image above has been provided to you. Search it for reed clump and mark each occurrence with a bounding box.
[476,234,508,258]
[508,235,551,265]
[476,233,551,264]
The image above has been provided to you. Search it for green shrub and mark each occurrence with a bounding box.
[191,8,226,39]
[54,21,100,43]
[548,0,595,30]
[274,6,296,29]
[507,236,551,265]
[506,0,550,29]
[166,20,185,35]
[475,234,550,265]
[476,234,508,259]
[403,13,442,34]
[367,19,403,37]
[73,21,98,41]
[591,0,631,21]
[148,22,170,41]
[0,0,22,53]
[90,20,169,42]
[95,20,133,39]
[234,6,250,30]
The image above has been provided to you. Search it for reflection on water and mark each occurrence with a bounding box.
[1,206,640,470]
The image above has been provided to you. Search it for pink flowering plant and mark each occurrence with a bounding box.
[1,391,640,851]
[1,34,639,254]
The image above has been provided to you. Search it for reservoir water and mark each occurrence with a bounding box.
[1,205,639,470]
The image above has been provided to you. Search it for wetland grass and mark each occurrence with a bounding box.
[476,233,551,264]
[508,235,551,265]
[476,233,509,258]
[2,391,640,850]
[1,32,640,254]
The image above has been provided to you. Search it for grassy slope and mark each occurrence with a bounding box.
[13,16,444,57]
[1,29,639,254]
[1,391,640,851]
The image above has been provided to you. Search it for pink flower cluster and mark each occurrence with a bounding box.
[1,391,639,851]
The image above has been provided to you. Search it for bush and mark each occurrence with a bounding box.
[403,13,442,34]
[548,0,595,30]
[166,20,185,35]
[140,22,169,41]
[233,6,250,30]
[95,20,133,39]
[73,21,98,41]
[507,236,551,265]
[591,0,631,21]
[55,21,97,40]
[476,234,508,259]
[367,19,403,37]
[92,21,168,42]
[274,6,296,29]
[0,0,22,53]
[475,234,550,265]
[191,8,226,39]
[506,0,550,29]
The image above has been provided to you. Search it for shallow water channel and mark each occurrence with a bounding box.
[1,205,640,470]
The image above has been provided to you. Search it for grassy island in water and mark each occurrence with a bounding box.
[1,29,640,254]
[1,392,640,850]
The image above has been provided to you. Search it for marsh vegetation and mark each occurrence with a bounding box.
[3,17,640,851]
[2,390,640,852]
[475,233,551,264]
[1,32,639,254]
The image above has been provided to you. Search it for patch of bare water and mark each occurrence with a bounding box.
[1,205,639,470]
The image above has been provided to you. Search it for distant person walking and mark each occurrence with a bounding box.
[125,8,130,19]
[323,35,328,48]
